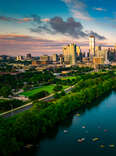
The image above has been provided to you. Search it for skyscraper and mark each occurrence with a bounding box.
[114,44,116,50]
[16,56,23,61]
[63,44,77,65]
[52,54,58,62]
[40,55,50,64]
[76,46,81,56]
[89,35,95,56]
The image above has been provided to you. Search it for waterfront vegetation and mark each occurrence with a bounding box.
[0,71,115,155]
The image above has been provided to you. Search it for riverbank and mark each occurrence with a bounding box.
[0,72,115,155]
[18,91,116,156]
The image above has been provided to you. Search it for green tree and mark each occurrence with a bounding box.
[53,85,63,92]
[0,86,12,97]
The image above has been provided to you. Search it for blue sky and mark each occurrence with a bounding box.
[0,0,116,56]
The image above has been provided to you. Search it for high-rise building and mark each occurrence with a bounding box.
[63,44,77,65]
[107,48,116,62]
[89,35,95,56]
[93,57,105,69]
[114,44,116,50]
[16,56,23,61]
[59,54,64,64]
[93,49,109,65]
[96,46,102,51]
[76,46,83,61]
[40,55,50,64]
[52,54,59,63]
[63,46,70,64]
[26,53,32,59]
[76,46,81,56]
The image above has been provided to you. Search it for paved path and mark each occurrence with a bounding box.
[0,85,75,118]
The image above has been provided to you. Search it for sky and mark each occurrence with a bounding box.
[0,0,116,56]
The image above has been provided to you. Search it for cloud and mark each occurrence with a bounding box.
[71,9,92,21]
[94,8,106,11]
[0,16,33,23]
[0,33,108,56]
[0,16,16,21]
[0,15,49,23]
[0,34,67,56]
[41,18,50,22]
[31,16,87,38]
[49,17,87,38]
[61,0,92,21]
[89,31,106,40]
[31,15,106,40]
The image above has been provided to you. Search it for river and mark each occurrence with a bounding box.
[20,91,116,156]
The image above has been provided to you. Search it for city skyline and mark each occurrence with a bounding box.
[0,0,116,56]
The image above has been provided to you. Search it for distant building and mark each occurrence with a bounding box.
[59,54,64,64]
[82,57,90,63]
[96,45,102,52]
[107,48,116,62]
[93,57,104,64]
[93,57,105,69]
[95,49,108,63]
[114,44,116,50]
[76,46,81,56]
[25,53,32,60]
[16,56,23,61]
[52,54,59,63]
[0,56,3,60]
[89,35,95,56]
[32,60,39,66]
[40,55,50,64]
[76,46,82,61]
[63,43,77,65]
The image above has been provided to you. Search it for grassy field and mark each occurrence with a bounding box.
[61,76,76,80]
[20,84,69,97]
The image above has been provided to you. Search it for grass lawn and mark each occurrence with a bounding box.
[20,84,69,97]
[61,76,76,80]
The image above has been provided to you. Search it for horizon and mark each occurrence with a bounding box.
[0,0,116,56]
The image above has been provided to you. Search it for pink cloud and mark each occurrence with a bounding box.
[0,34,113,56]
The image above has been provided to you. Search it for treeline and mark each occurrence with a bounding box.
[0,71,54,97]
[0,72,115,155]
[29,90,49,100]
[0,99,24,112]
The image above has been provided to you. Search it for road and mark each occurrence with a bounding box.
[0,85,75,118]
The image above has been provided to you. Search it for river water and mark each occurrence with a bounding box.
[21,91,116,156]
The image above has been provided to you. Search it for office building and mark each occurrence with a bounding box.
[76,46,81,56]
[52,54,59,63]
[32,60,39,66]
[96,46,102,51]
[89,35,95,56]
[63,44,77,65]
[93,57,104,64]
[59,54,64,64]
[16,56,23,61]
[26,53,32,59]
[40,55,50,64]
